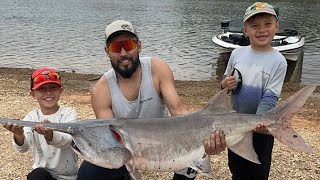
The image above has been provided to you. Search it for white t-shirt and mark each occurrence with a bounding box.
[224,46,287,114]
[12,106,78,180]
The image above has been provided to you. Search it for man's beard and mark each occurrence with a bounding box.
[111,55,141,79]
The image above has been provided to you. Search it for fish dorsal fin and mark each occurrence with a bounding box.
[202,88,230,114]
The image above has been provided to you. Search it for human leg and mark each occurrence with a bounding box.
[251,133,274,179]
[27,168,55,180]
[228,133,274,180]
[228,148,252,180]
[77,161,131,180]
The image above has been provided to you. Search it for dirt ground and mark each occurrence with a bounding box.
[0,67,319,180]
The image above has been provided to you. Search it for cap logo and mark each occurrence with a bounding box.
[41,70,51,75]
[121,24,132,31]
[252,3,266,10]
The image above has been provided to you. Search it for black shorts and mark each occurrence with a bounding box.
[228,133,274,180]
[77,161,196,180]
[77,161,131,180]
[27,168,55,180]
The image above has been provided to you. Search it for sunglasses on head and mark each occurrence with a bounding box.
[107,39,137,53]
[33,72,60,83]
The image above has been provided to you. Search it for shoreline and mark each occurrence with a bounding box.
[1,66,318,109]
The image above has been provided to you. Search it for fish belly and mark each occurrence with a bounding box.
[132,146,205,171]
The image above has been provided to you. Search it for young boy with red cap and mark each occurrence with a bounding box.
[3,67,78,180]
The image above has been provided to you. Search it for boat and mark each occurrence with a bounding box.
[211,18,305,61]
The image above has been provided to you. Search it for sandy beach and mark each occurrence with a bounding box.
[0,67,319,180]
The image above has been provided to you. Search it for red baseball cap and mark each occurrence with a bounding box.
[31,67,62,90]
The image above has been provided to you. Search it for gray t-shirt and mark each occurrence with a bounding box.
[104,57,168,118]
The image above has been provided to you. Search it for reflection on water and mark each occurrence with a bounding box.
[214,51,304,84]
[214,53,230,81]
[285,51,303,83]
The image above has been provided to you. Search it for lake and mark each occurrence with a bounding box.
[0,0,319,84]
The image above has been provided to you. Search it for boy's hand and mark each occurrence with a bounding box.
[221,74,237,90]
[35,119,53,142]
[3,122,24,135]
[3,122,25,145]
[204,131,226,155]
[253,123,269,134]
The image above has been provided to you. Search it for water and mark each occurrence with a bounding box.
[0,0,319,84]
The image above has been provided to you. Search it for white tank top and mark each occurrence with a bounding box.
[104,57,168,118]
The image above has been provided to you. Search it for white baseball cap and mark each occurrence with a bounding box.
[105,20,138,43]
[243,2,277,23]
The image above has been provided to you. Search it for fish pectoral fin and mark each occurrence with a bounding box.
[225,133,246,148]
[269,126,315,154]
[228,132,261,164]
[189,155,213,178]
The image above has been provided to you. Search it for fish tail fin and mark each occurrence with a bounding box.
[264,85,316,154]
[269,125,314,153]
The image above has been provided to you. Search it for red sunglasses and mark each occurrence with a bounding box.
[31,72,61,90]
[33,72,60,83]
[108,39,137,53]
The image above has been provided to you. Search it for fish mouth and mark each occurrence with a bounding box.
[70,139,132,169]
[109,125,124,144]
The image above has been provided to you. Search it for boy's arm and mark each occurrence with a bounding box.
[254,63,287,134]
[3,122,24,145]
[7,114,34,152]
[256,63,287,114]
[12,127,33,153]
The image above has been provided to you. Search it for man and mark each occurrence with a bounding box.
[77,20,226,180]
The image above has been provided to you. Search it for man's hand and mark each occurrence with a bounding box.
[204,131,226,155]
[34,119,53,142]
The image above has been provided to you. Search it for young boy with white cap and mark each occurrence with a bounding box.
[220,2,287,179]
